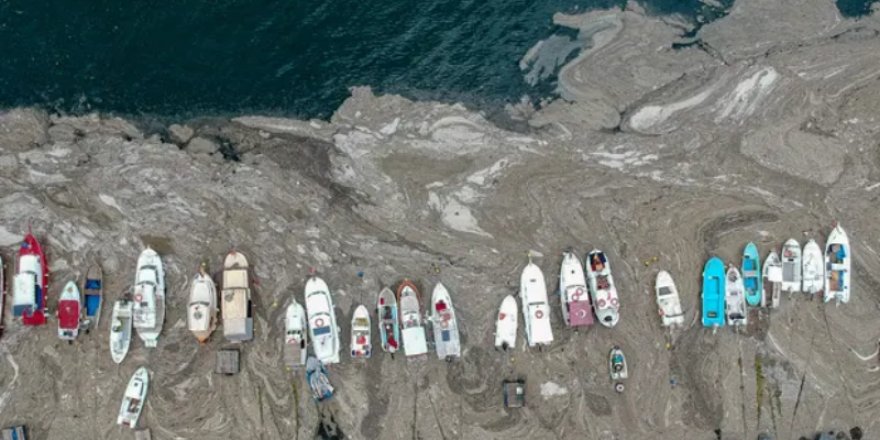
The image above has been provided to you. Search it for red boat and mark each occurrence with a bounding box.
[13,232,49,326]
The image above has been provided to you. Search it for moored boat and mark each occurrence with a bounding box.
[117,367,149,428]
[350,305,371,360]
[802,239,824,296]
[109,296,134,364]
[13,231,48,326]
[57,281,81,341]
[586,250,620,328]
[762,251,782,308]
[521,258,553,347]
[221,251,254,342]
[306,356,334,401]
[609,346,628,393]
[824,223,850,304]
[742,243,762,306]
[284,300,308,367]
[725,267,748,328]
[494,295,518,351]
[187,263,218,343]
[655,271,684,327]
[305,275,341,364]
[559,250,593,328]
[781,239,802,293]
[701,257,725,329]
[429,282,461,360]
[376,287,401,354]
[132,248,165,348]
[82,265,103,331]
[398,279,428,357]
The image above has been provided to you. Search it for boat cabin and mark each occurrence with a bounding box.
[215,348,241,375]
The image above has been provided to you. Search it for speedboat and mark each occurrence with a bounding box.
[824,223,850,304]
[109,297,133,364]
[559,250,593,328]
[494,295,518,351]
[117,367,149,428]
[701,257,725,329]
[187,263,218,343]
[284,300,308,367]
[57,281,81,341]
[586,250,620,328]
[521,258,553,347]
[762,251,782,308]
[725,267,748,328]
[132,248,165,348]
[398,279,428,357]
[350,305,372,360]
[802,239,824,296]
[655,271,684,327]
[13,231,48,326]
[781,239,802,293]
[429,282,461,360]
[376,287,401,354]
[305,275,340,364]
[742,243,762,306]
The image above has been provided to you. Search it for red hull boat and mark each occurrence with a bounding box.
[15,233,49,326]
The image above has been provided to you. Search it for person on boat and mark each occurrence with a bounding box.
[592,254,604,272]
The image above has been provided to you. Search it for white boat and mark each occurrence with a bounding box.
[802,239,824,296]
[57,281,81,341]
[762,251,782,308]
[305,276,340,364]
[824,223,851,304]
[429,282,461,360]
[586,250,620,328]
[284,300,308,367]
[221,251,253,342]
[187,265,217,343]
[398,279,428,357]
[520,259,553,348]
[132,248,165,348]
[781,239,801,293]
[725,267,748,327]
[494,295,518,351]
[117,367,149,428]
[559,251,593,328]
[655,271,684,327]
[350,305,372,360]
[609,346,628,393]
[109,297,134,364]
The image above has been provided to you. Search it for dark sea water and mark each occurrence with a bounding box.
[0,0,872,120]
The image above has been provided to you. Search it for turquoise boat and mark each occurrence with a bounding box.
[742,243,762,306]
[702,257,725,328]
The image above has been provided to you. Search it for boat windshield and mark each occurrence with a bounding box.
[307,290,329,298]
[658,287,672,297]
[313,326,331,336]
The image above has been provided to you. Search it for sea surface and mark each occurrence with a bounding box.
[0,0,874,120]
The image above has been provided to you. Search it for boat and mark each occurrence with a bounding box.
[494,295,518,351]
[802,239,824,296]
[305,275,341,364]
[221,251,254,342]
[284,300,308,367]
[824,223,851,304]
[398,279,428,357]
[429,282,461,360]
[0,256,5,338]
[57,281,81,341]
[117,367,149,428]
[586,250,620,328]
[609,346,628,393]
[350,305,371,360]
[520,258,553,347]
[701,257,725,328]
[82,265,103,331]
[762,251,783,308]
[187,263,218,343]
[655,271,684,327]
[13,231,48,326]
[132,248,165,348]
[559,250,593,328]
[725,267,748,327]
[305,356,334,401]
[781,239,802,293]
[742,243,762,306]
[109,297,134,364]
[376,287,401,354]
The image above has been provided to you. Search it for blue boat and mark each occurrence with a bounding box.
[306,356,334,402]
[702,257,725,328]
[742,243,762,306]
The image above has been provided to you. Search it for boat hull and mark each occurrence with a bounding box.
[117,367,149,428]
[655,271,684,327]
[188,272,218,343]
[521,262,553,347]
[494,295,518,350]
[559,251,593,328]
[109,299,133,364]
[376,287,401,354]
[430,283,461,360]
[824,224,851,304]
[701,257,725,328]
[306,276,341,364]
[15,233,48,326]
[285,301,308,367]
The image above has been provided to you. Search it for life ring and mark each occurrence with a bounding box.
[573,287,583,300]
[576,309,587,318]
[134,293,143,302]
[611,298,619,307]
[535,310,544,319]
[315,318,325,327]
[598,299,606,308]
[441,320,449,329]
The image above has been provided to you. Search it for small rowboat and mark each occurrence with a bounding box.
[376,287,401,354]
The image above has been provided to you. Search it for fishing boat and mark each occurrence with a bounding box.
[824,223,851,304]
[429,282,461,360]
[132,248,165,348]
[284,300,308,367]
[701,257,725,329]
[117,367,149,428]
[187,264,218,343]
[376,287,401,354]
[398,279,428,357]
[742,243,762,306]
[521,258,553,347]
[494,295,518,351]
[0,256,5,338]
[57,281,81,341]
[109,296,134,364]
[781,239,802,293]
[586,250,620,328]
[350,305,371,360]
[13,231,48,326]
[305,275,341,364]
[559,250,593,328]
[82,265,103,331]
[609,346,628,393]
[655,271,684,327]
[306,356,334,401]
[762,251,782,308]
[221,251,253,342]
[802,239,824,296]
[725,267,748,327]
